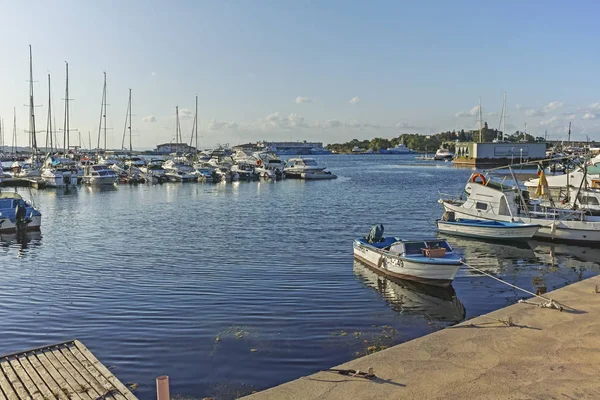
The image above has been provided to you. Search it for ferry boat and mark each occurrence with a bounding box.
[353,225,463,287]
[0,192,42,232]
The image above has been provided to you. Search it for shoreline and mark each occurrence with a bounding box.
[244,275,600,399]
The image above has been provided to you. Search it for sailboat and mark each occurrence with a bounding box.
[83,73,118,186]
[41,71,78,187]
[12,45,42,178]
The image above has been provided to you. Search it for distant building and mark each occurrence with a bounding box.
[454,142,546,167]
[155,143,197,154]
[232,140,330,155]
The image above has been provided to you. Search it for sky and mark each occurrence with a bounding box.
[2,0,600,150]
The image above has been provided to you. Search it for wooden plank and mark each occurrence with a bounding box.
[67,347,126,400]
[73,341,137,400]
[7,356,44,400]
[57,347,117,400]
[36,351,88,400]
[0,365,19,400]
[46,348,98,400]
[0,359,32,399]
[0,383,7,400]
[17,354,58,400]
[27,352,69,400]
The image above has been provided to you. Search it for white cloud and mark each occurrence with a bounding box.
[583,113,597,120]
[349,96,361,104]
[151,72,157,77]
[455,105,480,117]
[590,102,600,110]
[248,73,256,79]
[179,108,194,120]
[208,119,239,130]
[543,101,564,112]
[295,96,312,104]
[260,112,309,129]
[564,113,576,120]
[525,109,545,117]
[324,119,344,128]
[142,115,157,123]
[396,122,421,130]
[515,104,522,110]
[540,116,560,126]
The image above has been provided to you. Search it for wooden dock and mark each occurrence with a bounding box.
[0,340,137,400]
[0,178,46,189]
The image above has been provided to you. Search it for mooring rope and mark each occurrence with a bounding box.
[460,260,565,311]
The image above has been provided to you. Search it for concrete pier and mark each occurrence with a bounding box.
[244,276,600,400]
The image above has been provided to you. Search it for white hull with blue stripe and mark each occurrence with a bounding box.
[353,236,462,287]
[436,218,540,240]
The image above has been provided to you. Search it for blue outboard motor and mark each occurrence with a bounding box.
[366,224,384,243]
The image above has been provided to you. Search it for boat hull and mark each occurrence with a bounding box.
[442,200,600,244]
[83,176,118,186]
[436,220,540,240]
[353,240,460,287]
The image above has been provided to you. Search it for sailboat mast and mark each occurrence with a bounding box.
[568,121,571,147]
[47,73,53,152]
[63,61,70,153]
[28,45,38,153]
[12,107,17,154]
[97,72,107,151]
[88,130,91,151]
[501,93,507,142]
[129,89,132,152]
[478,96,483,143]
[175,105,180,154]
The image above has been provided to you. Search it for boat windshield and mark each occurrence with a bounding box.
[303,159,318,166]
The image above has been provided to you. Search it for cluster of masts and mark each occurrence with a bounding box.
[0,45,201,157]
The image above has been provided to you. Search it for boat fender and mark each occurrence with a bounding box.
[470,173,487,185]
[256,159,262,166]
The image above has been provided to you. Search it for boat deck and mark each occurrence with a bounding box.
[0,340,137,400]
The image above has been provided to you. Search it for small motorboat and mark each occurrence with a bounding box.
[353,225,463,287]
[436,212,540,240]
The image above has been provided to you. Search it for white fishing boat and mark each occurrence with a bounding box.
[0,192,42,232]
[436,212,540,240]
[253,151,286,179]
[284,157,337,179]
[82,165,118,186]
[440,172,600,244]
[353,225,463,287]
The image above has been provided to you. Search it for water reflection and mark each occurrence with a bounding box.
[353,261,466,323]
[0,231,42,256]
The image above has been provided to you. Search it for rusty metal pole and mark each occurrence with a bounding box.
[156,376,170,400]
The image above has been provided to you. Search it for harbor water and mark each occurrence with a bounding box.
[1,154,599,399]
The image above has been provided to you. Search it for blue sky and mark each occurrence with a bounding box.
[2,0,600,150]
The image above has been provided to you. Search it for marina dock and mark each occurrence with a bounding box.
[244,275,600,400]
[0,340,137,400]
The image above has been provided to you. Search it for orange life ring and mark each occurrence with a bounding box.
[471,173,487,185]
[256,159,262,166]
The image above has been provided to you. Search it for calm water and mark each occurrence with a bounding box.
[1,155,599,399]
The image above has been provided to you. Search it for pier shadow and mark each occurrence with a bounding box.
[307,372,406,388]
[449,321,542,331]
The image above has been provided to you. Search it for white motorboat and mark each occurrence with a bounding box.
[124,156,146,168]
[440,173,600,244]
[353,225,463,287]
[140,159,168,182]
[436,212,540,240]
[40,156,78,187]
[163,159,196,182]
[284,157,336,179]
[524,158,600,193]
[82,165,118,186]
[254,151,286,179]
[0,192,42,232]
[434,148,454,161]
